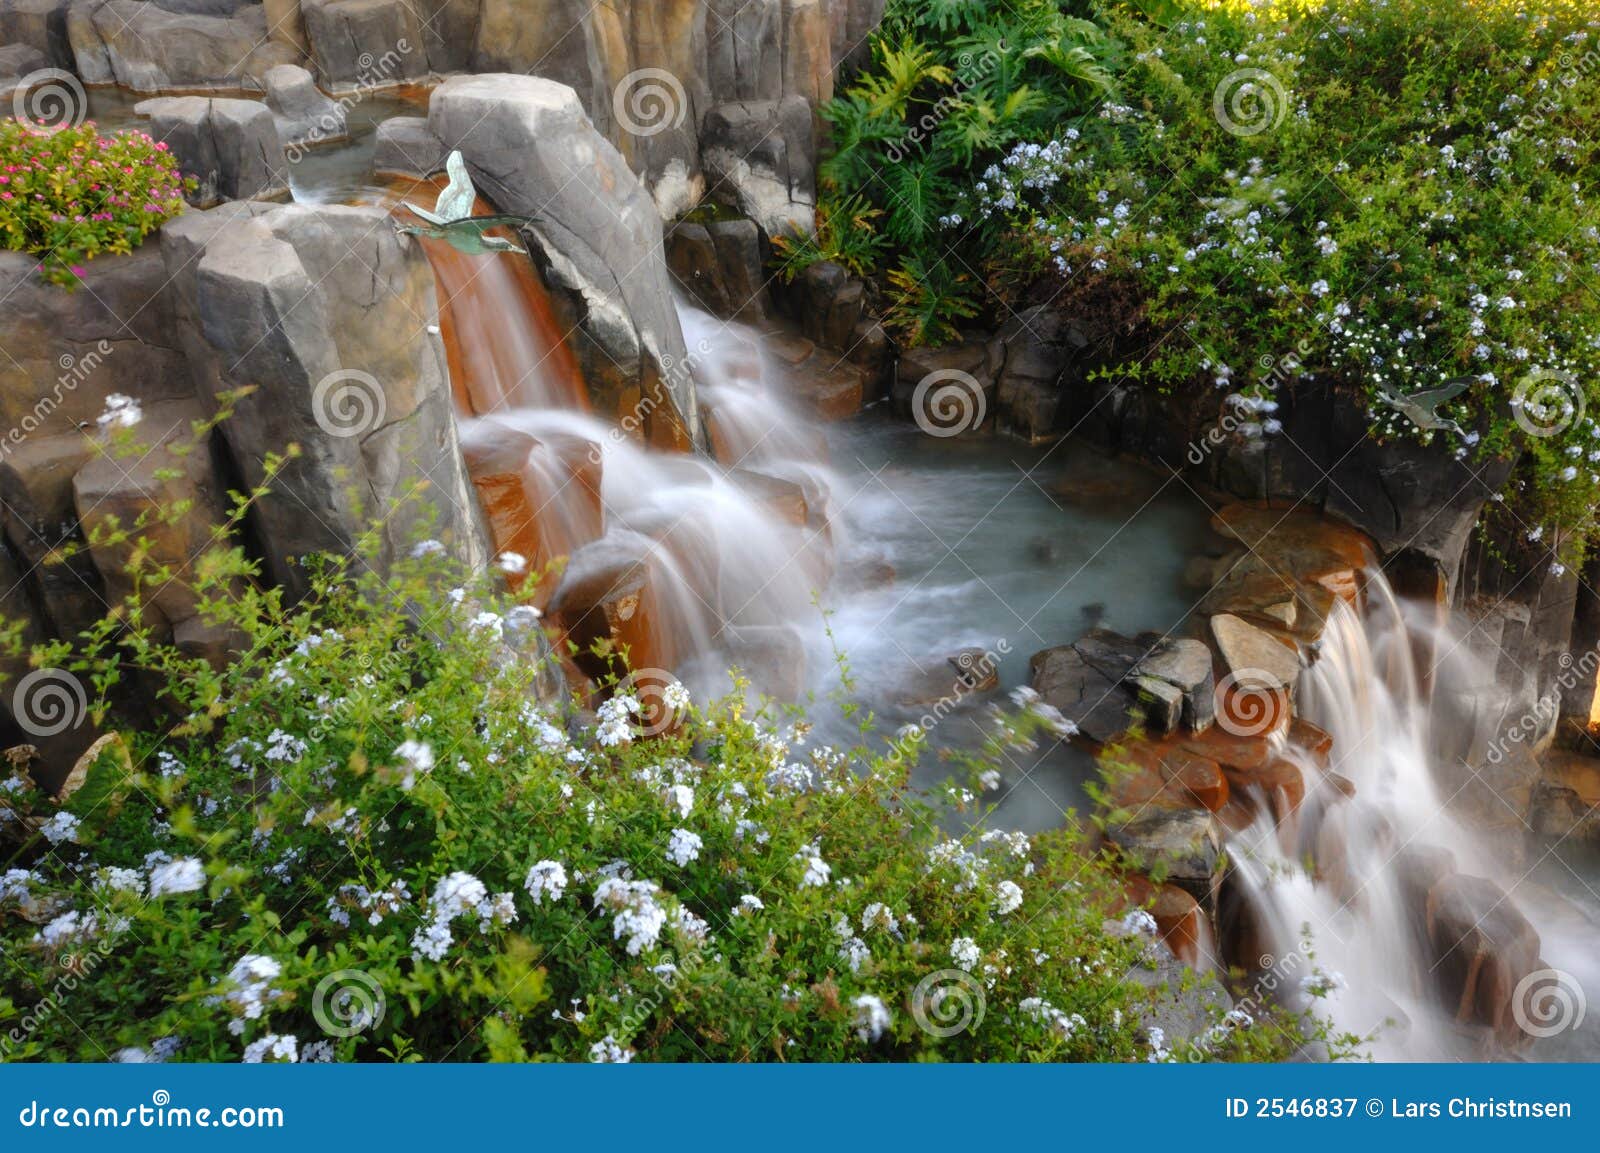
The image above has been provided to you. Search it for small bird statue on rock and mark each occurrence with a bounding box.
[1373,377,1472,438]
[395,151,536,256]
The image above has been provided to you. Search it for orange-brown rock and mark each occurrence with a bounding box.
[1119,738,1229,812]
[1120,875,1207,967]
[548,536,673,679]
[1425,873,1543,1047]
[1211,502,1371,604]
[1218,755,1306,825]
[461,419,604,607]
[731,469,809,528]
[1289,717,1334,766]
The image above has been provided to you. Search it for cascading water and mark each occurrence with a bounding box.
[409,204,845,699]
[1225,568,1600,1059]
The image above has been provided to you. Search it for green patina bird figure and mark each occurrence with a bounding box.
[1373,377,1473,437]
[395,151,536,256]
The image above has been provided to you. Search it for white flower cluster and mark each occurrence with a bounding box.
[523,859,568,905]
[595,695,640,747]
[410,872,516,962]
[593,876,668,956]
[326,880,411,928]
[215,954,284,1035]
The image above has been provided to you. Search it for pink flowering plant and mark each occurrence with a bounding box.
[0,120,189,287]
[0,421,1352,1064]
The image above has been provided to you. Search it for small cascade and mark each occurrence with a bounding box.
[404,206,842,699]
[1222,567,1595,1059]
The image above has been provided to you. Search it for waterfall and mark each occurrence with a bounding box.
[410,206,842,700]
[1226,567,1599,1059]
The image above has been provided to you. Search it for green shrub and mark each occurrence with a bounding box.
[821,0,1600,565]
[0,120,189,286]
[0,420,1333,1063]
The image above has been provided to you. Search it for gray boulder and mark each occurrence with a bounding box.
[134,96,289,207]
[428,73,704,451]
[262,63,347,151]
[700,97,816,238]
[665,216,767,321]
[0,0,73,69]
[371,115,448,177]
[299,0,431,91]
[0,42,48,103]
[996,305,1086,444]
[72,0,297,92]
[160,202,487,597]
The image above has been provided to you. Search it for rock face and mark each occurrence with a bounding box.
[427,74,704,452]
[298,0,435,91]
[465,0,839,222]
[0,0,74,69]
[262,63,348,151]
[699,96,816,238]
[665,216,768,321]
[0,42,49,102]
[134,96,290,207]
[69,0,298,92]
[160,201,486,596]
[371,115,448,177]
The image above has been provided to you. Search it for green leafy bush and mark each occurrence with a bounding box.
[0,120,189,286]
[822,0,1600,564]
[0,419,1330,1063]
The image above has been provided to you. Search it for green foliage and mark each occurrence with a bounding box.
[0,417,1328,1064]
[0,120,190,286]
[808,0,1116,338]
[822,0,1600,561]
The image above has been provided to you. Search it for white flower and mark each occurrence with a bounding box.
[662,681,691,711]
[393,740,435,790]
[94,867,144,896]
[496,551,528,575]
[860,902,899,935]
[148,857,205,897]
[664,784,694,819]
[666,828,702,867]
[241,1034,298,1063]
[523,860,568,905]
[593,877,668,955]
[217,955,283,1028]
[734,894,764,916]
[38,812,80,845]
[1120,909,1158,936]
[589,1034,634,1063]
[469,611,504,641]
[993,880,1024,915]
[852,994,891,1043]
[795,844,831,888]
[951,936,981,970]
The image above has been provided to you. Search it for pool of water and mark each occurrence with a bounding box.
[815,412,1213,832]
